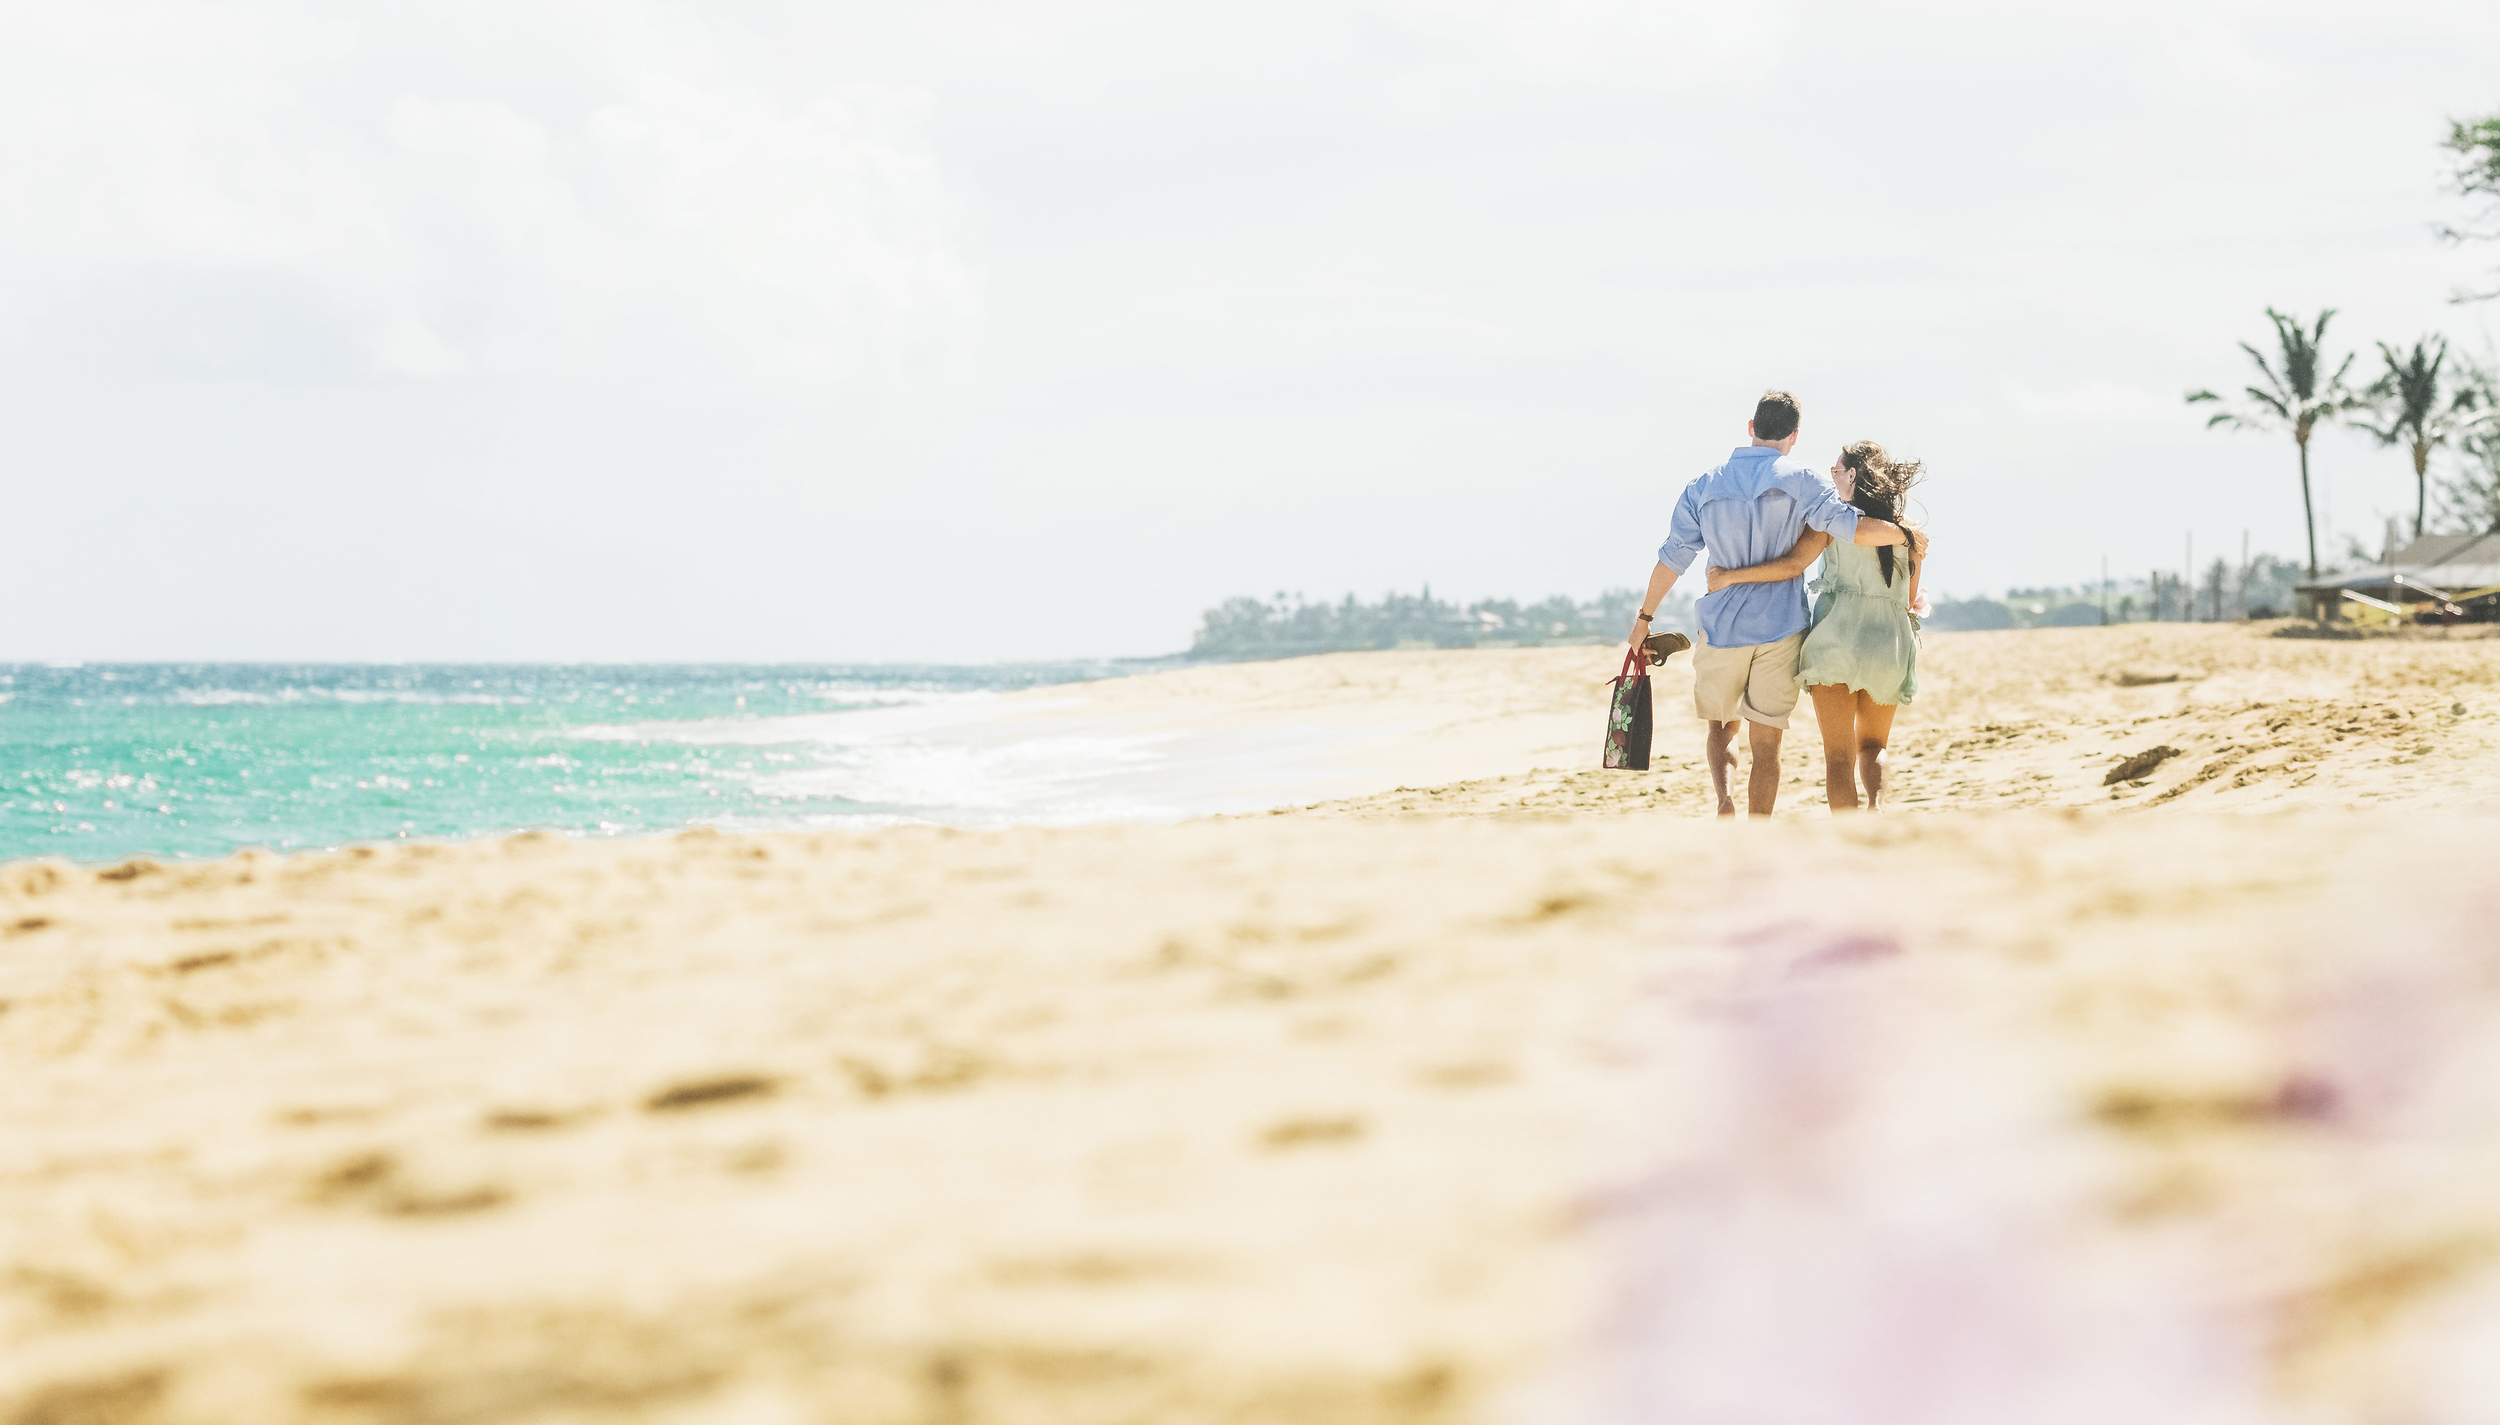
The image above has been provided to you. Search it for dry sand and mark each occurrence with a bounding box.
[7,624,2500,1424]
[994,622,2500,817]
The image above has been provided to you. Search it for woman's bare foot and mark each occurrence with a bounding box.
[1859,744,1887,809]
[1822,749,1861,811]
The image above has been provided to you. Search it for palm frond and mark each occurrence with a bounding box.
[2236,342,2289,402]
[2361,335,2474,444]
[2448,113,2500,202]
[2448,406,2500,438]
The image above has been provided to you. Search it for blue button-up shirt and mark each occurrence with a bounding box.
[1658,446,1864,649]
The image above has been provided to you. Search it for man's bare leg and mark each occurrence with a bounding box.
[1746,720,1784,816]
[1856,694,1899,810]
[1705,720,1741,815]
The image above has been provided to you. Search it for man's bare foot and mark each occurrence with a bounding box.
[1704,721,1739,816]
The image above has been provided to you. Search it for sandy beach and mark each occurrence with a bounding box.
[996,622,2500,817]
[8,625,2500,1424]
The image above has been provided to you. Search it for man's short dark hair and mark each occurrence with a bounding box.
[1752,390,1801,443]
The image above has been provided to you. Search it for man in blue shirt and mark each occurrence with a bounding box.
[1629,391,1910,816]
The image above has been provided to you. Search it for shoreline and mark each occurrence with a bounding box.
[17,617,2500,870]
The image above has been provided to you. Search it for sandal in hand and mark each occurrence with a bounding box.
[1641,630,1691,664]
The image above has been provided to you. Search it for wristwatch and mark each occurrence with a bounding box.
[1634,612,1653,623]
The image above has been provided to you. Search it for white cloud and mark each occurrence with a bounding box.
[0,1,974,385]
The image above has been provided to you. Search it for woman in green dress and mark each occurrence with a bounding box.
[1706,441,1928,811]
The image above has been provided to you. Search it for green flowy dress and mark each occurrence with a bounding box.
[1796,540,1919,705]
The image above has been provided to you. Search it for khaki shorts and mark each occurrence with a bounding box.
[1690,629,1803,729]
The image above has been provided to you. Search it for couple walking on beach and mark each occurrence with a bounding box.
[1630,390,1930,815]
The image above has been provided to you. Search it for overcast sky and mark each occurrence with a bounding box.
[5,0,2496,661]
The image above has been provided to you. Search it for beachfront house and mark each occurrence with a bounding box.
[2294,533,2500,623]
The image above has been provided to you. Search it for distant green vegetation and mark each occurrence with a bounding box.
[1926,555,2314,632]
[2443,109,2500,303]
[1197,554,2322,657]
[1191,587,1692,659]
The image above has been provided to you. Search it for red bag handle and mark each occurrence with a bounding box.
[1619,644,1647,680]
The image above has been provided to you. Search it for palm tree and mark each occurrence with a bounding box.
[2355,337,2490,540]
[2188,308,2362,578]
[2438,359,2500,533]
[2442,426,2500,534]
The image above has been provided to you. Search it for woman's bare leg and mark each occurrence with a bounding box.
[1855,693,1900,809]
[1807,685,1861,811]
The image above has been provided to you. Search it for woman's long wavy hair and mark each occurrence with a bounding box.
[1839,440,1924,586]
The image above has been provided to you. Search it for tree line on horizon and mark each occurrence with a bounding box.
[1189,559,2317,654]
[1189,586,1693,659]
[1924,555,2314,632]
[2189,107,2500,576]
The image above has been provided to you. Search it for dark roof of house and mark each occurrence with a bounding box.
[2295,531,2500,595]
[2390,532,2500,568]
[2298,566,2500,596]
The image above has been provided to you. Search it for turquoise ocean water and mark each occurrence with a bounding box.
[0,663,1149,864]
